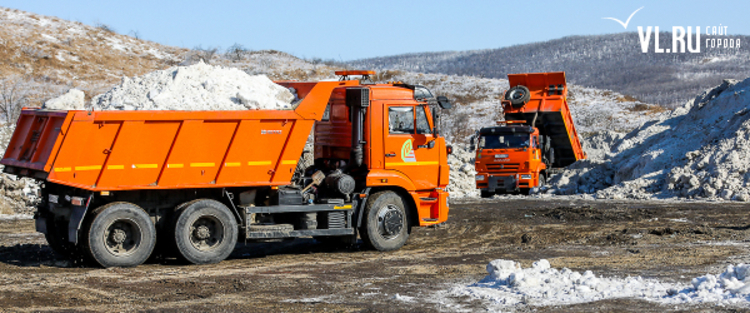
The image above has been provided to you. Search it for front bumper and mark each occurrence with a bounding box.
[478,175,518,193]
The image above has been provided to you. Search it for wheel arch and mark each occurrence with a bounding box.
[366,186,419,229]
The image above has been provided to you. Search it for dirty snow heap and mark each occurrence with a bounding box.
[91,61,295,111]
[548,78,750,201]
[453,259,750,307]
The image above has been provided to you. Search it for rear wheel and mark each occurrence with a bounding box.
[83,202,156,268]
[173,199,238,265]
[360,191,409,251]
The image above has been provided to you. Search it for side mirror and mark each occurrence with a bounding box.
[436,96,452,109]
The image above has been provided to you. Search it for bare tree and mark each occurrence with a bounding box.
[0,76,30,124]
[190,45,219,64]
[226,43,247,62]
[95,22,116,33]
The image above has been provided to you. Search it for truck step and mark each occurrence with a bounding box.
[245,226,354,239]
[248,223,295,233]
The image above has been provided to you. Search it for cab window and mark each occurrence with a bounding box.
[416,106,431,134]
[481,133,530,149]
[389,106,414,134]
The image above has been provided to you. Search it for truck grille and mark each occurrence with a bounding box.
[486,163,520,172]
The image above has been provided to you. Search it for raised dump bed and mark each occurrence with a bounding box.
[502,72,586,167]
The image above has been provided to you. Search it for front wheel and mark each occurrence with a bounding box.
[360,191,409,251]
[172,199,238,265]
[83,202,156,268]
[480,190,495,198]
[538,173,546,188]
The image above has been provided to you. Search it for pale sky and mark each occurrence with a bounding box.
[3,0,748,60]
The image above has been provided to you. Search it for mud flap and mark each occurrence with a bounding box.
[35,215,48,234]
[67,195,93,244]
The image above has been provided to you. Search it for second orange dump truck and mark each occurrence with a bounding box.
[1,71,452,267]
[474,72,585,197]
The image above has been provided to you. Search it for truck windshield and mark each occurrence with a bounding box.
[481,133,530,149]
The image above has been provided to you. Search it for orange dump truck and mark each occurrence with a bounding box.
[473,72,585,197]
[2,71,452,267]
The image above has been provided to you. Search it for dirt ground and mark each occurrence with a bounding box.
[2,198,750,312]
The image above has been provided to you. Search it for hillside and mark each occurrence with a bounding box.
[0,7,339,124]
[0,8,186,112]
[350,33,750,107]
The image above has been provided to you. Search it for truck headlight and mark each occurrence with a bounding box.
[48,194,59,204]
[521,174,532,180]
[475,175,485,181]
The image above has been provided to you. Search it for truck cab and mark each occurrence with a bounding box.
[474,122,547,196]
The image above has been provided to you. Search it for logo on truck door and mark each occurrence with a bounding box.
[401,139,416,162]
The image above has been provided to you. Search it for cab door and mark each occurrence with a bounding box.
[383,104,440,190]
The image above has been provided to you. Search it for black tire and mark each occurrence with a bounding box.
[505,85,531,107]
[360,191,409,251]
[173,199,238,265]
[82,202,156,268]
[480,190,495,198]
[538,173,546,188]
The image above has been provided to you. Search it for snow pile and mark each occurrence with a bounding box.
[0,175,39,215]
[43,89,85,110]
[549,78,750,201]
[91,62,295,111]
[453,259,750,307]
[446,144,478,198]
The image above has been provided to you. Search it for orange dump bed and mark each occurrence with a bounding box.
[2,81,354,191]
[503,72,586,167]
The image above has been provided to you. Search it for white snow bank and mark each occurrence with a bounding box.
[447,143,478,198]
[549,78,750,201]
[453,259,750,307]
[91,61,295,111]
[43,89,85,110]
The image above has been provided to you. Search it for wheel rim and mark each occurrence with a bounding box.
[103,218,142,256]
[189,215,225,251]
[377,204,404,240]
[509,89,526,100]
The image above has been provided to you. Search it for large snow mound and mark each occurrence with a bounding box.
[91,61,295,111]
[447,144,478,198]
[548,78,750,201]
[43,89,85,110]
[453,259,750,307]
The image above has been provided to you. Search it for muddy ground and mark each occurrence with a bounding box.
[2,199,750,312]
